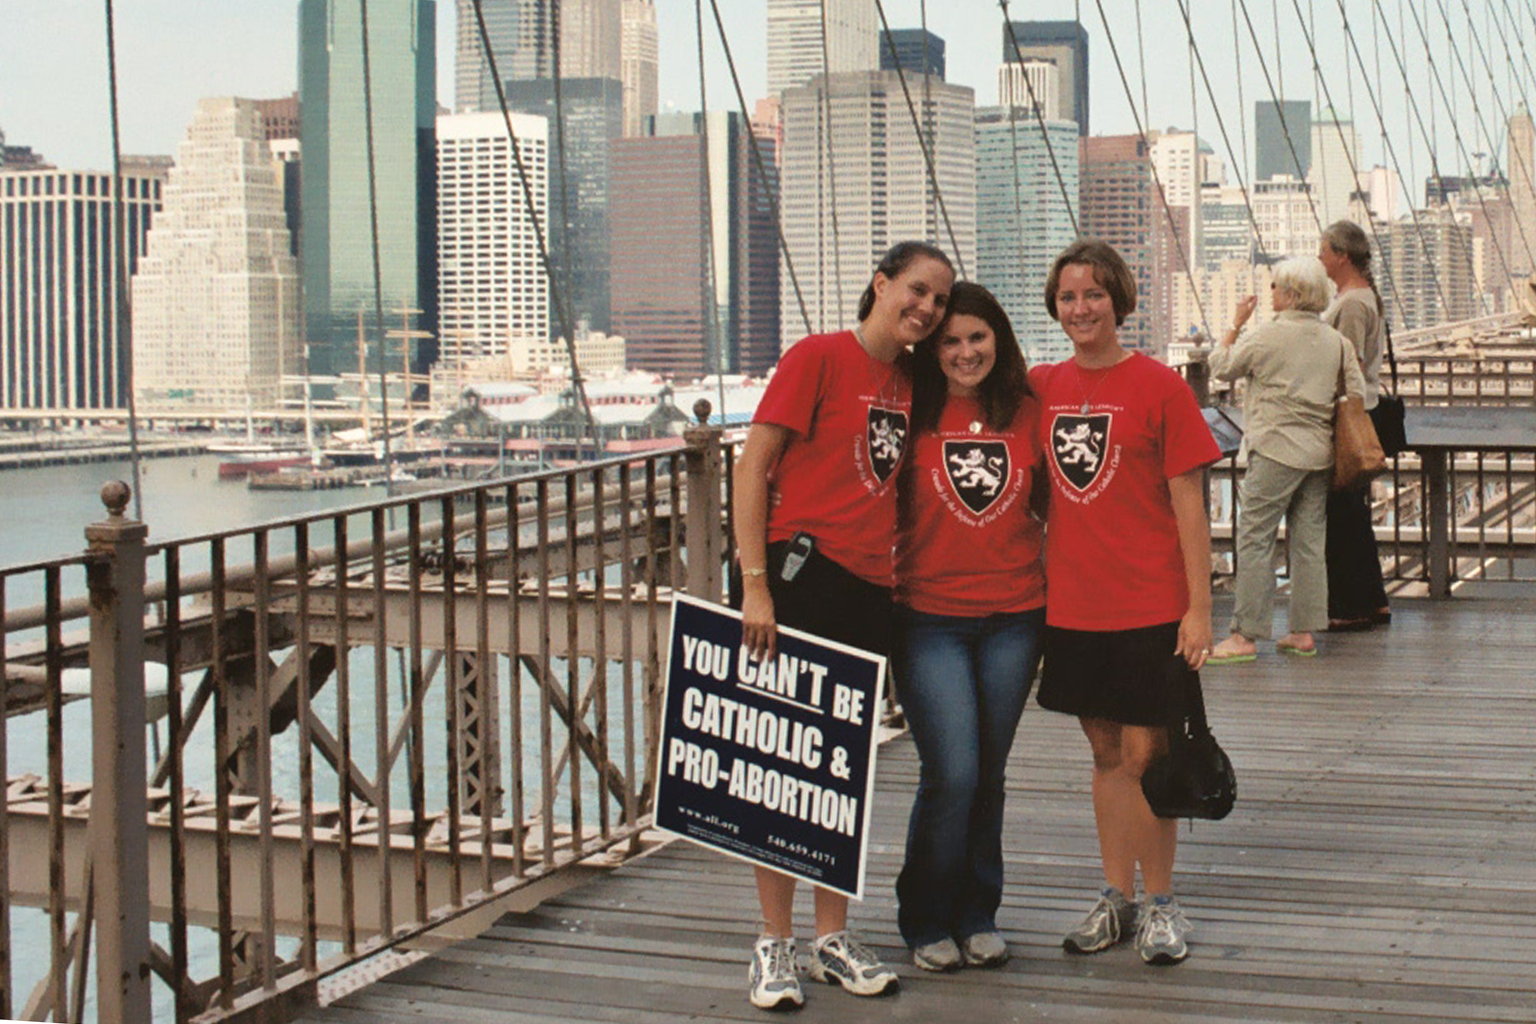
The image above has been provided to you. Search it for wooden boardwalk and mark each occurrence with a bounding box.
[297,593,1536,1024]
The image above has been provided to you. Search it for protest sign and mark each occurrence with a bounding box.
[652,595,886,899]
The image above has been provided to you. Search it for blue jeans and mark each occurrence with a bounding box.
[892,606,1045,947]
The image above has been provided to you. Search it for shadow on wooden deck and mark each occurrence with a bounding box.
[298,593,1536,1024]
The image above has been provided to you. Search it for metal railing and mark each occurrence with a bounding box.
[0,412,735,1023]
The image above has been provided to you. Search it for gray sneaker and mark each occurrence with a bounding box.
[911,936,963,972]
[748,936,804,1010]
[1137,896,1192,965]
[960,930,1009,967]
[1062,886,1138,954]
[808,930,899,996]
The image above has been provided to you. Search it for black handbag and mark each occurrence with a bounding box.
[1372,321,1407,459]
[1141,658,1237,821]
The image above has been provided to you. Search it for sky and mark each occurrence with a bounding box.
[1,0,1529,200]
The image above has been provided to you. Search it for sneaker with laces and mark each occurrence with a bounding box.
[808,930,899,996]
[911,936,963,972]
[960,930,1009,967]
[1136,896,1191,965]
[748,936,804,1010]
[1062,886,1138,954]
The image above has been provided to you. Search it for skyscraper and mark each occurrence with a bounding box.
[767,0,878,96]
[1255,100,1311,181]
[1309,109,1359,229]
[621,0,658,136]
[506,77,624,336]
[1078,134,1170,355]
[1508,104,1536,278]
[561,0,623,80]
[1001,21,1088,135]
[132,98,300,409]
[1,169,161,408]
[299,0,437,378]
[611,111,780,378]
[778,71,976,349]
[455,0,549,111]
[436,111,549,371]
[1379,207,1477,330]
[879,29,945,80]
[974,107,1078,362]
[998,59,1060,120]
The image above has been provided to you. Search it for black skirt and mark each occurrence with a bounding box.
[1037,621,1184,727]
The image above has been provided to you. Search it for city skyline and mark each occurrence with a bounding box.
[1,0,1509,199]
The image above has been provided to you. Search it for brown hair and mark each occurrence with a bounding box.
[857,241,954,321]
[1044,238,1138,327]
[910,282,1030,434]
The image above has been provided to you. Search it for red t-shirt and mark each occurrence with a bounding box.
[754,331,912,586]
[896,395,1046,616]
[1029,353,1219,631]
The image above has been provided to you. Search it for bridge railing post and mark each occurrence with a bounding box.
[84,481,152,1024]
[683,399,724,602]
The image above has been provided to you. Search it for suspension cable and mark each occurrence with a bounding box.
[692,0,726,419]
[359,0,396,489]
[702,0,812,336]
[1234,0,1326,235]
[871,0,966,276]
[103,0,144,519]
[1090,0,1213,342]
[817,0,845,323]
[1456,0,1536,266]
[469,0,596,439]
[998,2,1081,236]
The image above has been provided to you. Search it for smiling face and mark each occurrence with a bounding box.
[870,255,954,349]
[1054,263,1120,353]
[938,313,997,397]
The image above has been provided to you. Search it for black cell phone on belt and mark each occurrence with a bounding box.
[780,532,814,582]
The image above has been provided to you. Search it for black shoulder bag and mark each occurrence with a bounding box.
[1141,657,1237,821]
[1372,320,1407,458]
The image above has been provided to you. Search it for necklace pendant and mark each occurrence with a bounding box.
[968,420,982,434]
[1080,402,1090,415]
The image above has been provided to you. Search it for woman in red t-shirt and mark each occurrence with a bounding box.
[1031,240,1218,967]
[732,241,955,1010]
[891,282,1045,973]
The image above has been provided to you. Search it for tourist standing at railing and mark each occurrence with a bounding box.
[1207,258,1367,663]
[890,282,1045,973]
[1319,221,1393,632]
[1031,239,1218,966]
[732,240,954,1010]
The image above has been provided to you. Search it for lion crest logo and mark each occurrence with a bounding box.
[944,441,1009,515]
[1051,413,1110,492]
[866,407,907,484]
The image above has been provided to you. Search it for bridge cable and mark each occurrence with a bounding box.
[691,0,727,420]
[871,0,967,277]
[1459,0,1536,265]
[1348,0,1486,320]
[1090,0,1214,344]
[359,0,398,492]
[468,0,597,442]
[1430,0,1536,277]
[1230,0,1261,289]
[1233,0,1327,235]
[103,0,145,520]
[1373,0,1499,317]
[818,0,846,325]
[998,3,1081,237]
[702,0,813,337]
[1177,0,1271,265]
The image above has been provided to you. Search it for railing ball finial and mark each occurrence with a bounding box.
[100,479,132,519]
[692,398,713,425]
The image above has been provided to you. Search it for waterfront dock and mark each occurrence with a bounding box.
[0,436,207,469]
[298,591,1536,1024]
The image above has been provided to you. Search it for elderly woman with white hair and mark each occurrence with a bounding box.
[1207,257,1367,663]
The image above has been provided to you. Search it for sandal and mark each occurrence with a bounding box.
[1206,638,1257,665]
[1277,640,1318,657]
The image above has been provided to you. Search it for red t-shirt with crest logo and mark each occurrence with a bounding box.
[1029,353,1219,631]
[895,394,1045,616]
[754,331,913,586]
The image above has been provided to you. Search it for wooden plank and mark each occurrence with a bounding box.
[301,596,1536,1024]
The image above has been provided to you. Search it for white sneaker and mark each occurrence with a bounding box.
[807,930,899,996]
[1136,896,1192,965]
[748,936,804,1009]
